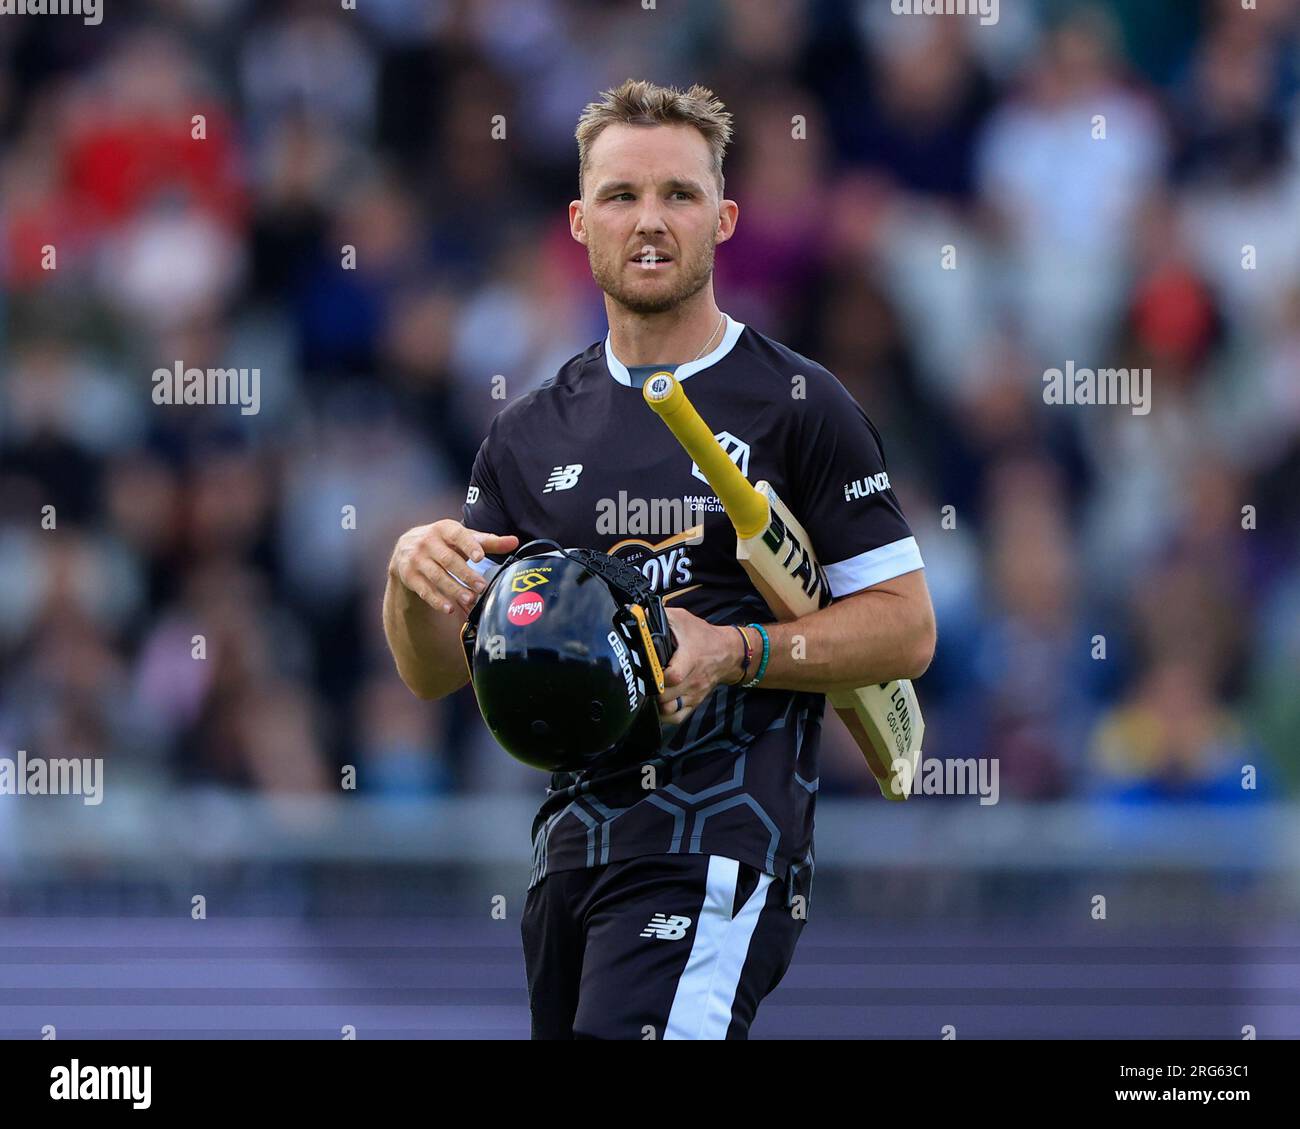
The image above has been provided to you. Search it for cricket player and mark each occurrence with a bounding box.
[383,79,936,1039]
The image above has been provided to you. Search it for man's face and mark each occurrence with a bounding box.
[571,123,735,315]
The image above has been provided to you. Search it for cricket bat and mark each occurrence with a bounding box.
[643,371,924,800]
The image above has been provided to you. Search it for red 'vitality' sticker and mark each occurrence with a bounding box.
[507,592,545,626]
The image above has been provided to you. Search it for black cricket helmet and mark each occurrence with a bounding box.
[460,540,677,773]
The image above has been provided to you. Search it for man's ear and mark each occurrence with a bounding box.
[715,198,739,244]
[569,199,587,245]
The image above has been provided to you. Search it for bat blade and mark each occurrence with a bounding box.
[747,483,922,799]
[828,682,924,799]
[643,372,924,799]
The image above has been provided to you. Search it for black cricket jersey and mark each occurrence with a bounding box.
[462,314,924,898]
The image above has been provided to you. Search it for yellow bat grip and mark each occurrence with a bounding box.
[642,372,769,540]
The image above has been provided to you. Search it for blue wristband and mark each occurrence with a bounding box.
[742,623,770,688]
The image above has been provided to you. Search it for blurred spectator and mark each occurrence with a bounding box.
[1088,658,1259,802]
[976,7,1168,361]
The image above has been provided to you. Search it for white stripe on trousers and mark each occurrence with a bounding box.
[664,856,772,1040]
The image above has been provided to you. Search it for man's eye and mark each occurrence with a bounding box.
[672,191,693,200]
[613,193,634,201]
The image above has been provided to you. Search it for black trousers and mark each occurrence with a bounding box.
[521,854,805,1040]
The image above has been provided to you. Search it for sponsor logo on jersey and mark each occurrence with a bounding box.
[465,485,479,505]
[610,540,696,596]
[507,592,545,626]
[844,472,891,502]
[639,913,693,940]
[690,432,749,484]
[681,493,726,513]
[543,464,584,493]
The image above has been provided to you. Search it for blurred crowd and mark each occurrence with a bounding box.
[1,0,1297,805]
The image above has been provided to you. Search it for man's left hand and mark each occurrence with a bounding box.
[658,607,745,726]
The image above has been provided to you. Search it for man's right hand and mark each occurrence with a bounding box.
[388,520,520,615]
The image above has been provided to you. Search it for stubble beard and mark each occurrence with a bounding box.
[588,239,716,316]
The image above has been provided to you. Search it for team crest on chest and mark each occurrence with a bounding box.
[691,432,749,484]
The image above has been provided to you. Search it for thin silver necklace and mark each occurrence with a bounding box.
[690,313,726,362]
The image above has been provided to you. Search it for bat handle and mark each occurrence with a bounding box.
[642,371,768,539]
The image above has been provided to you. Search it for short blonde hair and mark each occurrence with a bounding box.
[575,79,734,198]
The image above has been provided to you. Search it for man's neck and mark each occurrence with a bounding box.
[605,294,725,368]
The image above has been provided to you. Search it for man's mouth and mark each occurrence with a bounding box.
[632,252,674,267]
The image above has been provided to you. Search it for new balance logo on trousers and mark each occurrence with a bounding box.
[521,855,804,1039]
[640,913,693,940]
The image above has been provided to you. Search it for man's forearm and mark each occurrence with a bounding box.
[382,571,471,700]
[733,579,935,694]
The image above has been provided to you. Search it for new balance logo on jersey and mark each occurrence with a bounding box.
[543,464,584,492]
[844,472,891,501]
[639,913,693,940]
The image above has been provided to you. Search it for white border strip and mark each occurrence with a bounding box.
[825,536,925,597]
[665,855,771,1040]
[604,314,746,386]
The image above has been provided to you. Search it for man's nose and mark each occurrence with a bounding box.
[634,203,667,236]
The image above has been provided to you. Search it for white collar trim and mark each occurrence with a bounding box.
[603,313,746,387]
